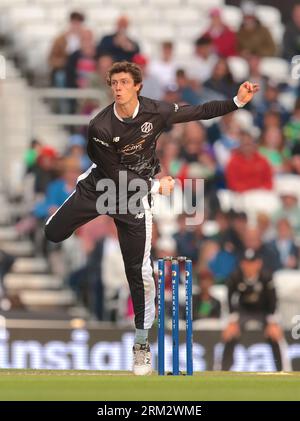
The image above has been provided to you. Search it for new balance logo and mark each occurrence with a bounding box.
[93,137,109,147]
[113,137,120,143]
[135,212,145,219]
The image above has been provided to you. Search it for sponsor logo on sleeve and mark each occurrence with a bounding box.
[93,137,109,147]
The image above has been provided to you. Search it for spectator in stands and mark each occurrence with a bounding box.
[282,3,300,61]
[239,226,280,273]
[65,134,91,172]
[254,81,290,129]
[284,98,300,149]
[203,8,237,58]
[66,29,96,89]
[258,126,290,174]
[213,113,241,174]
[204,58,239,104]
[218,211,248,253]
[173,214,200,262]
[48,11,86,87]
[237,2,276,57]
[148,41,177,90]
[177,122,217,197]
[160,84,181,118]
[247,55,266,107]
[289,143,300,176]
[187,36,218,83]
[221,248,286,371]
[96,15,139,62]
[158,135,182,178]
[132,54,163,100]
[269,218,299,269]
[33,146,58,194]
[179,122,215,168]
[225,128,273,192]
[24,139,42,174]
[80,54,114,115]
[262,110,282,131]
[86,54,114,102]
[199,240,237,284]
[176,69,202,106]
[34,157,81,221]
[192,269,221,319]
[176,69,226,106]
[256,212,276,243]
[273,190,300,239]
[155,237,177,292]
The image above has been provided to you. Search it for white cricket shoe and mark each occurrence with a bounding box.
[132,342,152,376]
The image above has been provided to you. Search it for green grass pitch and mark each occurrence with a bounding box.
[0,370,300,401]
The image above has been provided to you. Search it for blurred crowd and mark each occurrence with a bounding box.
[2,1,300,330]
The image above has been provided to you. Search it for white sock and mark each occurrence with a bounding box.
[135,329,148,345]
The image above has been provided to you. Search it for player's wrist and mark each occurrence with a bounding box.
[233,96,247,108]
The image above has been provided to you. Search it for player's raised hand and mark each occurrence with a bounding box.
[237,81,260,105]
[159,176,175,196]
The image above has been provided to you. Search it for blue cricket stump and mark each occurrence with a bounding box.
[157,256,193,376]
[158,258,165,376]
[185,259,193,375]
[172,258,180,375]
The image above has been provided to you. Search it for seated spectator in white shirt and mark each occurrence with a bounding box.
[186,35,218,83]
[148,41,177,90]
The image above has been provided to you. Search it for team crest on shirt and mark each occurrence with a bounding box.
[113,137,120,143]
[141,122,153,134]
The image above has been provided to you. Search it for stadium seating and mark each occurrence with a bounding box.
[227,56,249,82]
[273,270,300,328]
[221,5,242,31]
[256,5,282,27]
[274,174,300,203]
[259,57,290,83]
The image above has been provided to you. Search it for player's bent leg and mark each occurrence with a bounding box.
[44,178,101,243]
[44,191,77,243]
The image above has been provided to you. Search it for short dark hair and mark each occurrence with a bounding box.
[195,35,212,47]
[107,61,143,94]
[69,11,85,22]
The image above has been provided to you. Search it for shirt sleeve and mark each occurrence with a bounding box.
[161,99,239,125]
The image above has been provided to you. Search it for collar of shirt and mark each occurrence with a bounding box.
[113,101,140,122]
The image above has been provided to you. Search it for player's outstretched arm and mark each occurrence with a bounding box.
[163,81,260,125]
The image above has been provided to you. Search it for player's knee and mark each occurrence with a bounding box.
[44,223,65,243]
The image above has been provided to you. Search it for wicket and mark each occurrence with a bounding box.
[158,256,193,375]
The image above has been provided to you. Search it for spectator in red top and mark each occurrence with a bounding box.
[225,128,273,192]
[204,8,237,58]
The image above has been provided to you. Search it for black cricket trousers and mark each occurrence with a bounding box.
[44,164,156,329]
